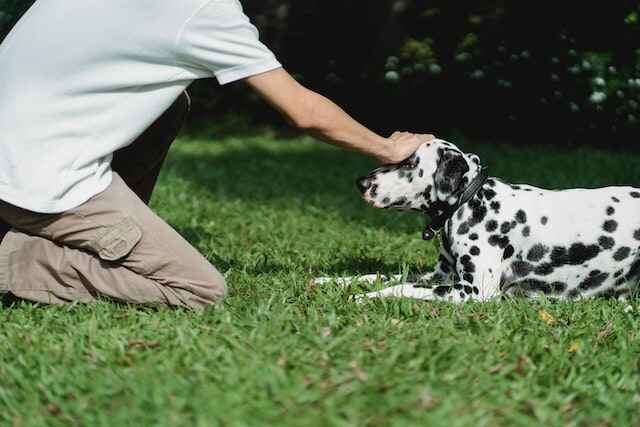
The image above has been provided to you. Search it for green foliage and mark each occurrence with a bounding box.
[2,130,640,425]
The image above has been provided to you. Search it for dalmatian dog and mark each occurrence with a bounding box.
[314,139,640,302]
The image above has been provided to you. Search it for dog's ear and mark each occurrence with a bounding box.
[434,149,469,198]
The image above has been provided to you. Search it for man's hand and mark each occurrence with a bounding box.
[376,132,436,164]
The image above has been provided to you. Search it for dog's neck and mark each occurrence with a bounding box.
[422,166,489,240]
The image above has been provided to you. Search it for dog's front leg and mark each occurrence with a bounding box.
[411,253,455,285]
[358,283,437,301]
[358,281,482,303]
[311,274,403,288]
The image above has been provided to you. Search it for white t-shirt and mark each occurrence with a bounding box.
[0,0,281,213]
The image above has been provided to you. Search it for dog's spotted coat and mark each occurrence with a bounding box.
[315,139,640,302]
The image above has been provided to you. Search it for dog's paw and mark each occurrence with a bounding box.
[309,277,332,287]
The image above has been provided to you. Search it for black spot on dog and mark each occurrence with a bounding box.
[469,233,478,241]
[438,255,451,273]
[503,245,515,260]
[612,196,620,203]
[483,189,497,200]
[567,289,581,299]
[419,169,424,178]
[527,244,549,262]
[634,229,640,241]
[489,235,510,249]
[387,197,408,208]
[614,269,624,278]
[603,220,618,233]
[625,259,640,281]
[614,277,626,287]
[534,263,554,276]
[434,286,452,297]
[578,271,609,290]
[606,206,615,216]
[463,285,473,294]
[599,236,615,249]
[470,246,480,256]
[613,247,631,261]
[370,185,378,198]
[456,206,465,220]
[500,221,512,234]
[541,216,548,225]
[486,179,496,187]
[515,210,527,224]
[522,226,531,237]
[486,220,498,232]
[630,191,640,198]
[463,273,474,283]
[512,261,534,277]
[460,255,475,273]
[511,185,521,190]
[457,222,470,235]
[467,205,488,227]
[453,284,463,290]
[382,197,390,204]
[550,243,600,266]
[490,201,500,213]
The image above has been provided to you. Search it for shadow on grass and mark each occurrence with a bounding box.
[173,223,422,276]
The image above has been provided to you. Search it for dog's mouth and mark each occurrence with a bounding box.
[356,175,387,208]
[357,177,415,210]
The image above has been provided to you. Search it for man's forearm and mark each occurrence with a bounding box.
[245,68,433,164]
[297,90,390,159]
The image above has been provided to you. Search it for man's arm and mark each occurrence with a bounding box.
[245,68,433,164]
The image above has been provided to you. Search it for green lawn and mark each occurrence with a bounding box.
[2,128,640,426]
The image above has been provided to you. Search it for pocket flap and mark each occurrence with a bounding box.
[96,217,142,261]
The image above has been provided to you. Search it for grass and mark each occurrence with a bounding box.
[2,127,640,426]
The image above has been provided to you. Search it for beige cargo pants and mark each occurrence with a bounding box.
[0,92,226,309]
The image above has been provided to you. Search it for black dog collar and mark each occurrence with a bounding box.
[422,167,489,241]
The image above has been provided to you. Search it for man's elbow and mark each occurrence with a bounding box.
[289,94,324,133]
[290,113,317,132]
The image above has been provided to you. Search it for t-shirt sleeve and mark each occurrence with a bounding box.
[178,0,282,85]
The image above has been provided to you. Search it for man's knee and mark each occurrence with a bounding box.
[184,268,226,309]
[205,270,227,303]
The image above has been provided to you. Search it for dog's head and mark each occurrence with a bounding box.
[356,139,482,213]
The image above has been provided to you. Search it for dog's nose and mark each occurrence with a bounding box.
[356,177,372,193]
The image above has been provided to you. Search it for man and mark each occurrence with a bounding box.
[0,0,433,309]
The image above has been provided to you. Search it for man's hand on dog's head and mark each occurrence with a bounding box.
[377,132,435,164]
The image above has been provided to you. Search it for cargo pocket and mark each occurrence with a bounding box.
[94,217,142,261]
